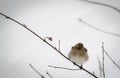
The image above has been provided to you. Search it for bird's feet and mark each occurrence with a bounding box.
[72,62,83,69]
[80,65,83,69]
[73,62,76,65]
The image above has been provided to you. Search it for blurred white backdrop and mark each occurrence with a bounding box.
[0,0,120,78]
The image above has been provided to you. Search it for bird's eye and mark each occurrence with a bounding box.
[72,46,75,49]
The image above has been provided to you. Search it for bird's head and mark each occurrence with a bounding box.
[75,43,83,50]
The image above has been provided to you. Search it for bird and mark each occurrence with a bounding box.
[68,43,89,68]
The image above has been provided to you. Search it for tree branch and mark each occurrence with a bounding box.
[102,42,105,78]
[78,18,120,38]
[78,0,120,13]
[46,71,53,78]
[29,64,45,78]
[48,65,80,71]
[97,56,102,78]
[104,50,120,70]
[0,12,98,78]
[58,40,61,51]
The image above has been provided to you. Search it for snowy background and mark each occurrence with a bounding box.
[0,0,120,78]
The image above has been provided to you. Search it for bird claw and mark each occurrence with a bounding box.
[72,62,83,69]
[80,65,83,69]
[73,62,76,65]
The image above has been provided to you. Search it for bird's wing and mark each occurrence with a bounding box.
[84,48,87,52]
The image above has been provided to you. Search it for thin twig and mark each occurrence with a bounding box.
[78,0,120,13]
[78,18,120,38]
[104,50,120,70]
[58,40,61,51]
[48,65,80,71]
[46,71,53,78]
[97,56,102,78]
[102,42,105,78]
[29,64,45,78]
[0,12,98,78]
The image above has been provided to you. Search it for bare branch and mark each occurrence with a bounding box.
[97,56,102,78]
[29,64,45,78]
[104,50,120,70]
[102,42,105,78]
[48,65,80,71]
[58,40,61,51]
[0,12,98,78]
[78,18,120,38]
[46,71,53,78]
[78,0,120,13]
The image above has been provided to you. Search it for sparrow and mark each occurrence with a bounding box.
[68,43,89,67]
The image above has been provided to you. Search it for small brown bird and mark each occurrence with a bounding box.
[68,43,89,67]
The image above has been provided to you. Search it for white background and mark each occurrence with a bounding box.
[0,0,120,78]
